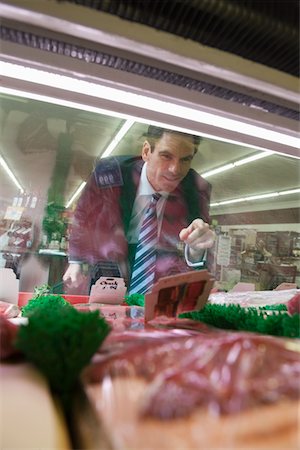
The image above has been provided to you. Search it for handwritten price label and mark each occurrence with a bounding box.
[89,277,127,304]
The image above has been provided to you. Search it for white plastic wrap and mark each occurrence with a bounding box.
[209,288,300,308]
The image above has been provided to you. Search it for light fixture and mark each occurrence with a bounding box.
[1,62,299,150]
[201,151,273,178]
[246,192,279,201]
[202,163,235,178]
[100,119,135,158]
[0,154,24,193]
[234,151,273,166]
[278,188,300,196]
[210,187,300,207]
[213,197,247,206]
[65,181,86,209]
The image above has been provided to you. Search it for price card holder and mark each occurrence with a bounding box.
[0,268,19,304]
[144,270,214,322]
[89,277,127,304]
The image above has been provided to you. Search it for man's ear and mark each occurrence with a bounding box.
[142,140,151,161]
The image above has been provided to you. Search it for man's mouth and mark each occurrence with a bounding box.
[163,176,181,182]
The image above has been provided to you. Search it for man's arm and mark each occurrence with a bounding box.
[64,157,128,286]
[63,263,85,287]
[63,169,101,286]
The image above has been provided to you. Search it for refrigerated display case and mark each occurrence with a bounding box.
[0,2,299,447]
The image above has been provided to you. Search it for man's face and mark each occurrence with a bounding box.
[142,132,195,192]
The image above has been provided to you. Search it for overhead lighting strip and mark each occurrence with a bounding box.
[0,154,24,193]
[65,119,134,207]
[100,119,135,158]
[201,151,273,178]
[210,187,300,207]
[1,86,299,161]
[1,62,299,149]
[65,181,86,209]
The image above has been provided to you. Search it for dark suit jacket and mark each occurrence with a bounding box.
[68,156,212,284]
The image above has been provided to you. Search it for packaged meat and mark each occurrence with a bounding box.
[82,325,300,449]
[85,378,299,450]
[287,292,300,315]
[209,288,300,308]
[0,315,21,359]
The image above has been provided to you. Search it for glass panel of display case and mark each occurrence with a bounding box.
[0,93,299,297]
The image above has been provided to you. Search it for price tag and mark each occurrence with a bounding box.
[144,270,214,322]
[217,235,231,267]
[89,277,127,304]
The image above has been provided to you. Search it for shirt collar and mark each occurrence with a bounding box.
[138,162,169,198]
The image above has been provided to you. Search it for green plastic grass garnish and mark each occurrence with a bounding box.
[124,293,145,307]
[21,294,69,317]
[16,295,111,411]
[32,283,51,298]
[180,303,300,338]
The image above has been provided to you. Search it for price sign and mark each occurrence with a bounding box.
[217,235,231,266]
[89,277,127,304]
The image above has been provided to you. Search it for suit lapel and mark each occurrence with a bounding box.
[119,157,143,235]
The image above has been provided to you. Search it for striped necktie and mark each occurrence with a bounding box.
[128,193,161,295]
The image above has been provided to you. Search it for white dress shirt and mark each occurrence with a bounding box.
[127,162,168,243]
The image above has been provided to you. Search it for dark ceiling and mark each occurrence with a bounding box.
[60,0,299,77]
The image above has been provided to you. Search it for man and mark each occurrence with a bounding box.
[63,126,215,293]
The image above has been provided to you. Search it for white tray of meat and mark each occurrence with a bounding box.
[81,323,300,450]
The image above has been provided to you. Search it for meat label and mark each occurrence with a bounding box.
[89,277,127,304]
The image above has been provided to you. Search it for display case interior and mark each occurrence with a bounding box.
[0,91,299,295]
[0,3,299,449]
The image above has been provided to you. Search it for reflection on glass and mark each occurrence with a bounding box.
[0,93,299,298]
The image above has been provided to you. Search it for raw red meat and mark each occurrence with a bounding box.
[83,323,300,419]
[287,292,300,315]
[0,315,20,359]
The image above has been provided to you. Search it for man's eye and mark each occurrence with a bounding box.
[161,154,171,160]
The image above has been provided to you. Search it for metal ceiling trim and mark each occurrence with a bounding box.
[0,0,298,105]
[61,0,299,77]
[1,24,299,123]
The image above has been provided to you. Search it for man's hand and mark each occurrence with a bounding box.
[179,219,215,262]
[63,263,85,288]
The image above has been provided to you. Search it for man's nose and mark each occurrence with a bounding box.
[169,160,181,175]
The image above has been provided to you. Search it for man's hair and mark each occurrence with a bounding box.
[144,125,202,154]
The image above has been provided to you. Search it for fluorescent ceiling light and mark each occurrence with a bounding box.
[202,151,273,178]
[0,155,24,193]
[202,163,234,178]
[211,187,300,206]
[1,62,299,149]
[246,192,279,201]
[1,86,299,161]
[278,188,300,196]
[233,151,273,166]
[215,197,247,206]
[65,181,86,209]
[100,119,135,158]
